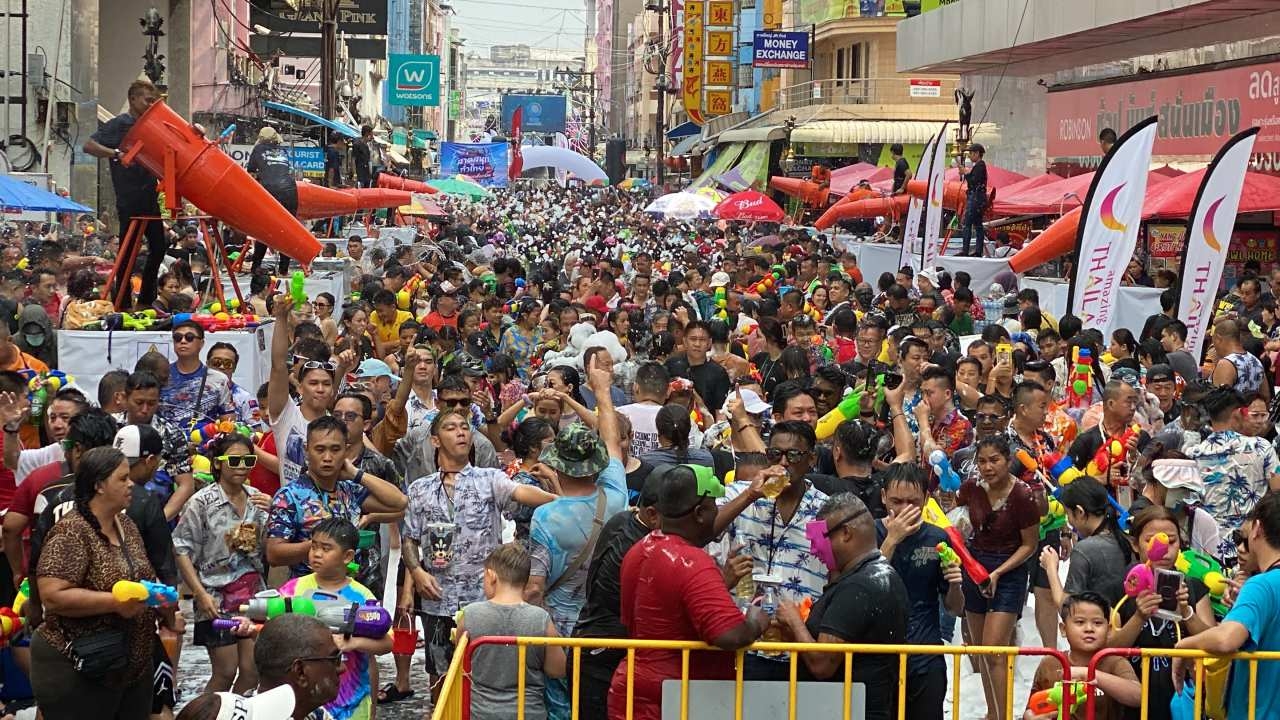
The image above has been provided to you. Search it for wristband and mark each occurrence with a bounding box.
[352,469,365,485]
[2,423,19,434]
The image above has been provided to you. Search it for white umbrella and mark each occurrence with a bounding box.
[643,192,716,220]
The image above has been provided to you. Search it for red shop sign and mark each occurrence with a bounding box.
[1046,60,1280,161]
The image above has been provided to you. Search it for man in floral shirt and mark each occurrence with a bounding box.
[1186,387,1280,561]
[400,407,555,698]
[918,365,974,463]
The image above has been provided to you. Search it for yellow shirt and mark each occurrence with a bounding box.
[369,309,413,345]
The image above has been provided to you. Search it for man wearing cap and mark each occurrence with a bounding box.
[958,143,988,257]
[608,465,769,720]
[1146,364,1182,426]
[354,358,396,407]
[246,125,299,273]
[1130,456,1223,557]
[526,360,629,717]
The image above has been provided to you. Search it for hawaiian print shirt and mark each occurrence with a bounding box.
[1186,429,1280,542]
[931,407,974,457]
[266,475,371,578]
[402,464,518,617]
[173,482,269,621]
[499,325,544,382]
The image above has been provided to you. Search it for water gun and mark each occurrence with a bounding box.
[1175,549,1229,615]
[1086,424,1140,477]
[797,596,813,621]
[121,310,158,330]
[192,455,214,484]
[814,375,885,441]
[714,286,727,320]
[1123,532,1171,597]
[190,417,239,445]
[221,590,393,639]
[1039,497,1066,540]
[936,542,960,567]
[290,270,307,309]
[27,370,73,427]
[929,449,962,493]
[753,272,779,295]
[13,578,27,616]
[1036,451,1130,530]
[0,607,21,647]
[1067,347,1093,407]
[922,498,990,586]
[1028,682,1086,717]
[112,579,179,607]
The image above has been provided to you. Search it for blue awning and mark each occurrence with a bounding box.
[667,121,701,139]
[0,174,91,213]
[262,101,360,139]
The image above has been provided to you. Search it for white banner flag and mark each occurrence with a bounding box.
[921,121,950,270]
[1179,127,1260,357]
[898,131,935,269]
[1069,116,1158,337]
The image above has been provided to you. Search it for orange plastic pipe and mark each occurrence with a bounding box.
[294,184,413,220]
[814,194,911,230]
[904,179,969,211]
[119,100,321,265]
[1006,207,1082,273]
[377,173,438,194]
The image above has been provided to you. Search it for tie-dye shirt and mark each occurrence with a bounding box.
[279,574,378,720]
[266,474,370,578]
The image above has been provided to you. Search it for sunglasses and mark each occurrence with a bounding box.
[333,410,365,423]
[295,650,346,669]
[975,413,1007,422]
[439,396,471,408]
[301,360,337,372]
[314,302,332,309]
[216,454,257,468]
[172,332,201,343]
[821,507,869,537]
[765,448,811,464]
[208,358,235,370]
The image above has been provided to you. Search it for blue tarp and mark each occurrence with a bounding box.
[0,175,91,213]
[667,121,701,139]
[262,101,360,139]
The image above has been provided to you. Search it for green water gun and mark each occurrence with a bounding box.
[936,542,960,567]
[290,270,307,309]
[1039,497,1067,540]
[815,374,885,441]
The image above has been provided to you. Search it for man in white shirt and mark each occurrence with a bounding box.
[616,361,670,457]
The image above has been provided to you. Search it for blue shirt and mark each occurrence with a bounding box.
[1225,569,1280,720]
[528,458,628,636]
[874,521,950,676]
[266,475,371,578]
[160,363,232,431]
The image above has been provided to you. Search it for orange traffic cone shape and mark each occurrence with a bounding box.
[1007,207,1082,274]
[295,183,413,220]
[376,173,438,194]
[814,194,911,230]
[119,100,321,265]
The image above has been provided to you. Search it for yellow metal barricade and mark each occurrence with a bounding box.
[457,636,1071,720]
[1086,647,1280,720]
[431,632,470,720]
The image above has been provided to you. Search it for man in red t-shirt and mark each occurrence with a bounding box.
[608,465,767,720]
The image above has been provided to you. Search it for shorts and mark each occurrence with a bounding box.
[422,614,457,677]
[193,618,239,649]
[1028,530,1059,591]
[962,550,1030,615]
[152,635,176,713]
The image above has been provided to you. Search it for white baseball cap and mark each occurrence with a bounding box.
[213,686,296,720]
[1151,459,1203,492]
[723,388,770,415]
[709,271,732,288]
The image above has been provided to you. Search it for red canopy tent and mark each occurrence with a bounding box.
[1151,165,1186,178]
[991,171,1172,217]
[831,165,892,195]
[870,163,1027,194]
[1142,168,1280,218]
[991,173,1064,198]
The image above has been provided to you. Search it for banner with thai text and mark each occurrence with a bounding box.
[439,143,509,188]
[1068,117,1158,336]
[1179,127,1259,357]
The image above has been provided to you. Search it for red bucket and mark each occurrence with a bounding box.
[392,622,418,656]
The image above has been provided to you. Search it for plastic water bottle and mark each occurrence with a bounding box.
[761,584,778,616]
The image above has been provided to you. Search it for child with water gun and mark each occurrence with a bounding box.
[1024,592,1140,720]
[1106,507,1216,720]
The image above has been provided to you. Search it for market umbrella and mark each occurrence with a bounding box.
[0,174,91,213]
[427,177,491,200]
[714,190,786,222]
[619,178,651,191]
[693,186,726,203]
[643,192,716,220]
[1142,168,1280,218]
[744,233,784,249]
[398,193,450,218]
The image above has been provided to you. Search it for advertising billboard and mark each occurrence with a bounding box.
[387,54,441,106]
[500,95,567,134]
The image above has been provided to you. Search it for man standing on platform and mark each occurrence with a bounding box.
[83,79,165,306]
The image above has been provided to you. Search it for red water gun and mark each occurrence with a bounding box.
[1086,424,1140,477]
[922,498,990,587]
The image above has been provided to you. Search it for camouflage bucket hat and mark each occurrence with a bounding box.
[540,422,609,478]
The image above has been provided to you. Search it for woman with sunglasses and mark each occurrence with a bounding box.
[955,436,1038,720]
[173,432,270,694]
[314,292,339,345]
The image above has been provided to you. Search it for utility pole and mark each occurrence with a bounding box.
[650,0,669,188]
[319,0,338,121]
[553,66,597,161]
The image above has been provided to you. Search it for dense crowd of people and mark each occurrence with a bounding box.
[2,178,1280,720]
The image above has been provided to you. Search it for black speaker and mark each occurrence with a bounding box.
[605,138,626,185]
